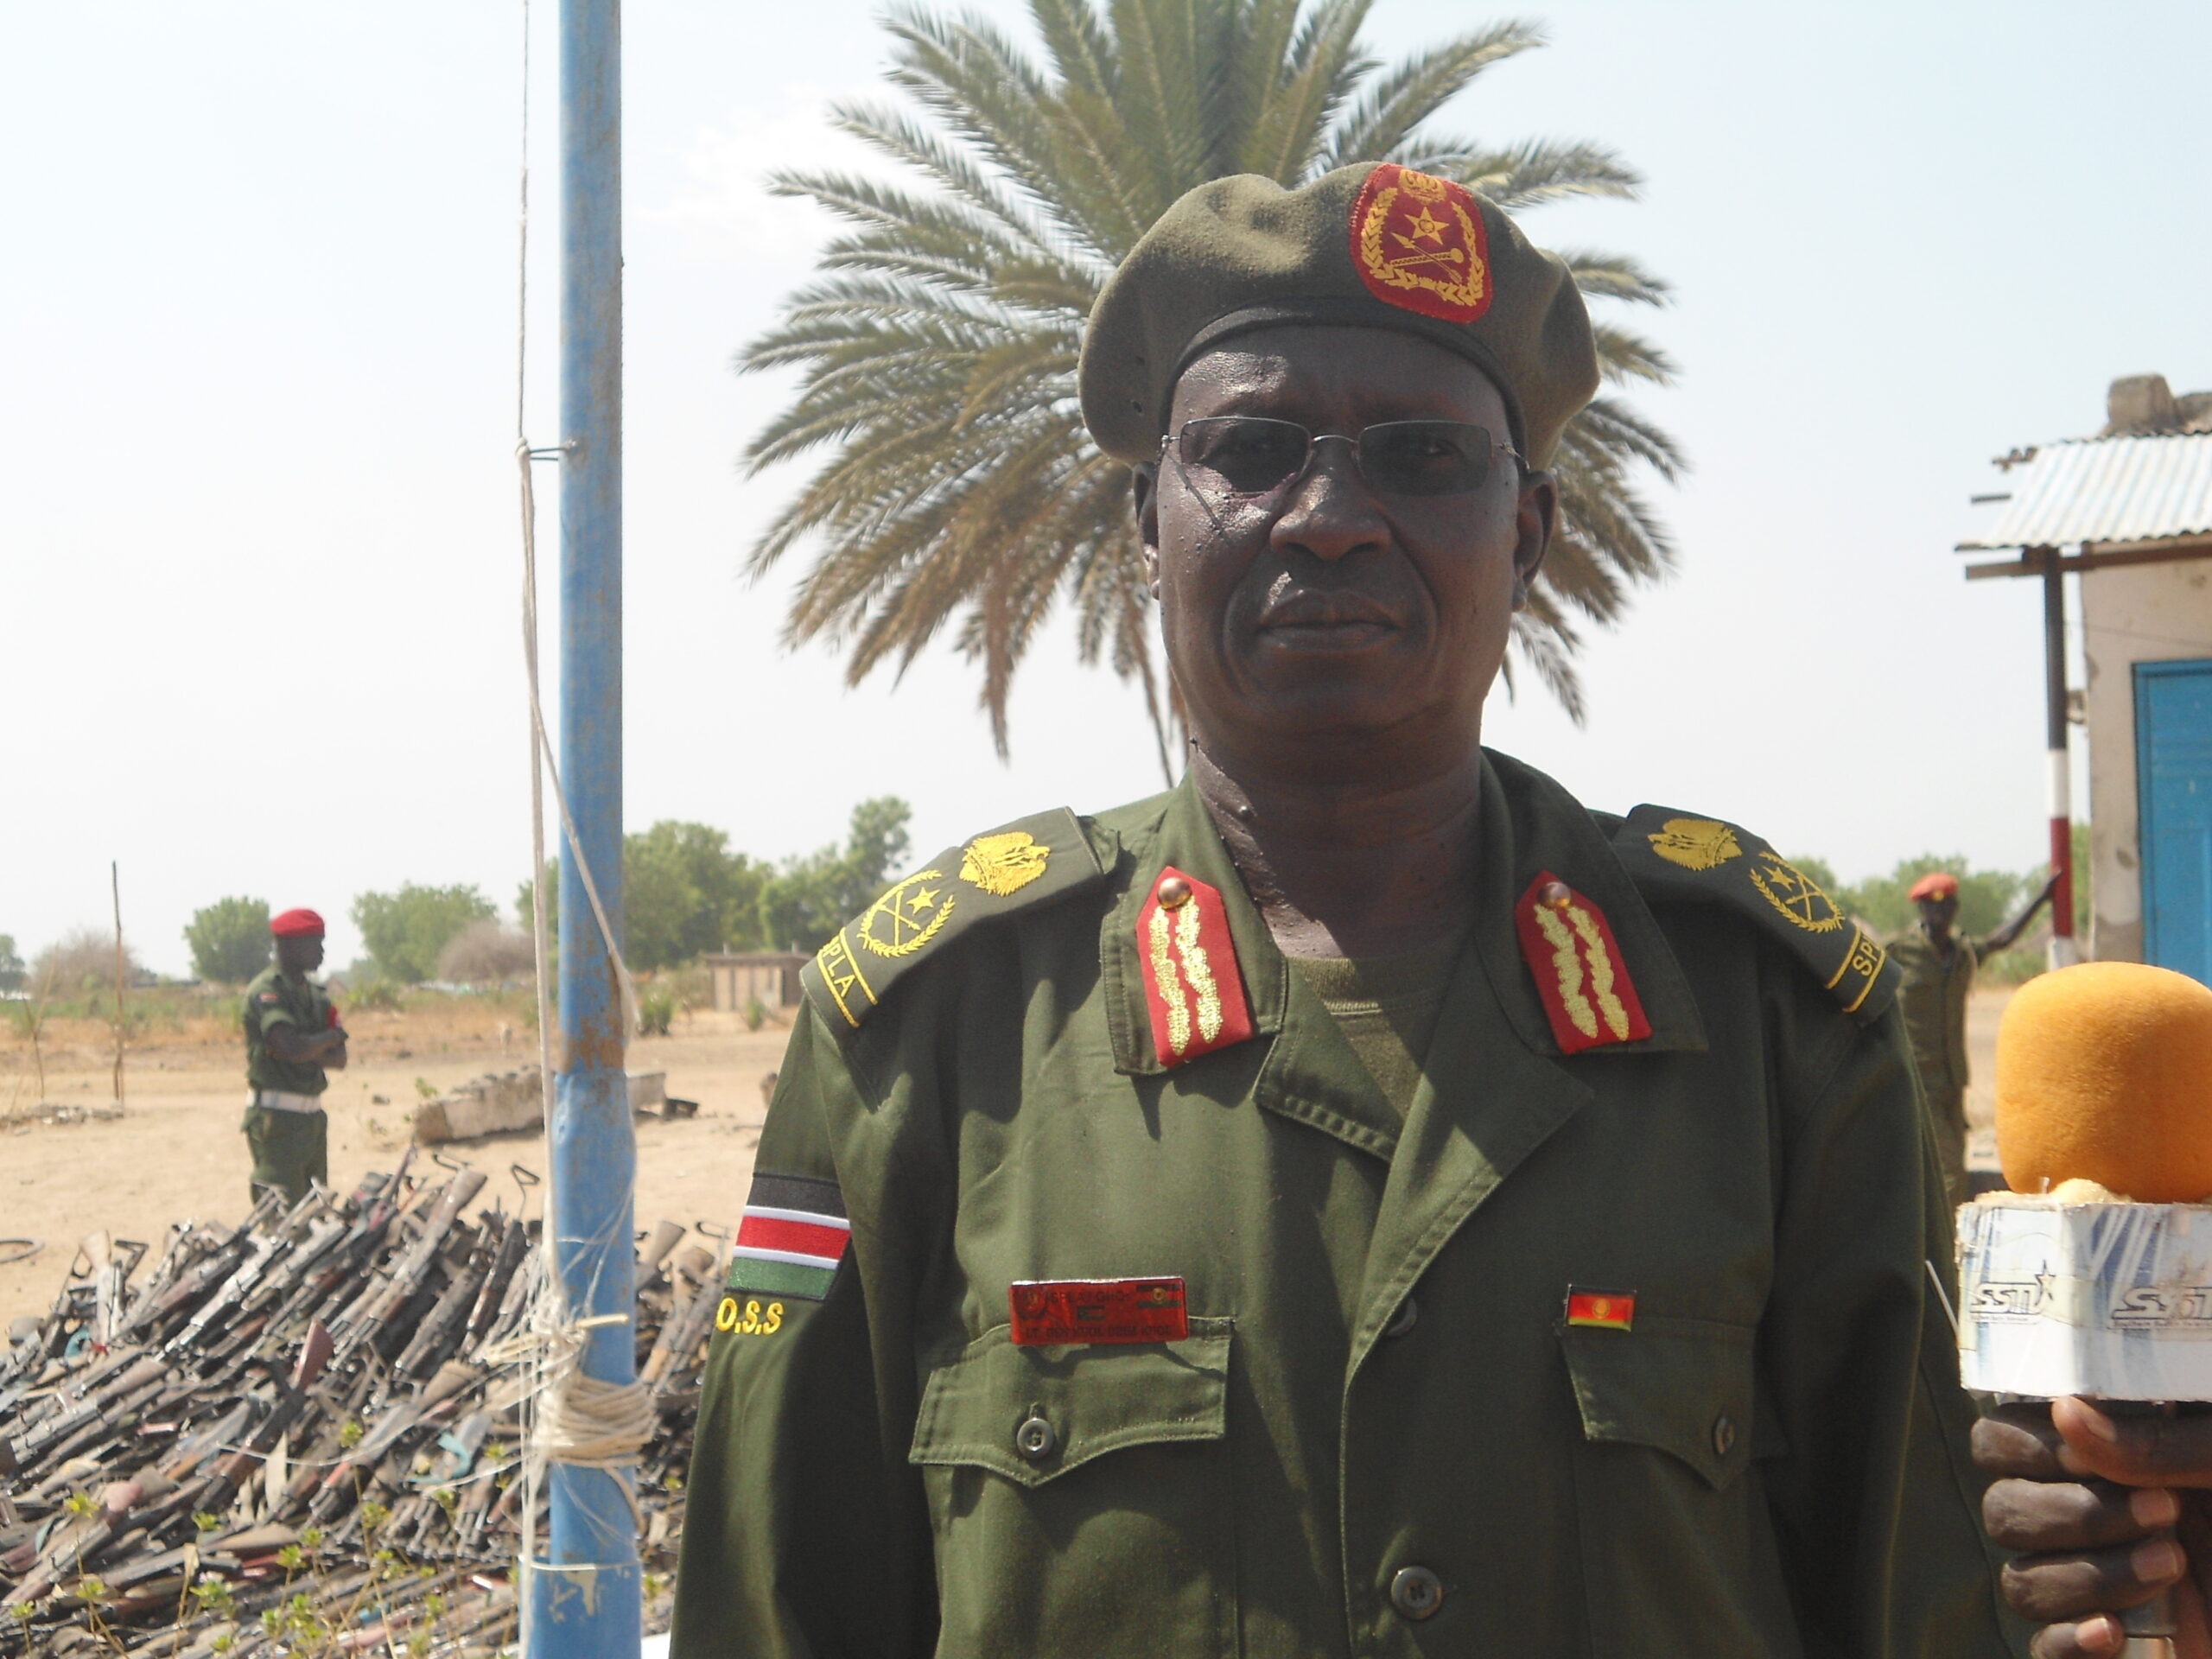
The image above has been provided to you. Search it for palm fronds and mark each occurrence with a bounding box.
[741,0,1684,772]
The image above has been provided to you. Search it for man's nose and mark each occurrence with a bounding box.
[1270,437,1388,563]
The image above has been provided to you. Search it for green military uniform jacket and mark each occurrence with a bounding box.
[242,964,335,1097]
[1888,926,1992,1207]
[1889,926,1988,1103]
[673,753,2022,1658]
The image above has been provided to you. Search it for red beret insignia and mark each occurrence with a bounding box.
[270,907,326,938]
[1349,163,1492,325]
[1514,873,1651,1054]
[1136,868,1254,1068]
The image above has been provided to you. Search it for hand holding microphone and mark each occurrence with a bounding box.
[1965,963,2212,1658]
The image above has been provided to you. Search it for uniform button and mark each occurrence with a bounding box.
[1014,1414,1058,1462]
[1156,874,1193,908]
[1712,1413,1738,1459]
[1382,1295,1419,1338]
[1390,1565,1443,1620]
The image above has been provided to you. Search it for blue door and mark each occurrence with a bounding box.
[2137,658,2212,984]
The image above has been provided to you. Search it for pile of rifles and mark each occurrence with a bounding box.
[0,1154,730,1656]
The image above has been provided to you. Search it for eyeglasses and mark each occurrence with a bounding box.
[1164,416,1522,500]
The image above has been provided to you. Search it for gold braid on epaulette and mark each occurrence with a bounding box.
[800,807,1108,1036]
[1610,806,1899,1022]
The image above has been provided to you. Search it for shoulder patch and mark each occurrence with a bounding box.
[727,1172,849,1303]
[801,807,1108,1034]
[1611,806,1898,1022]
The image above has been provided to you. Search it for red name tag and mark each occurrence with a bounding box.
[1008,1278,1190,1346]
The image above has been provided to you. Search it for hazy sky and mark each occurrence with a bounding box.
[6,2,2209,977]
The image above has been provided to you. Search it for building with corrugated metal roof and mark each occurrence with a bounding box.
[1958,375,2212,977]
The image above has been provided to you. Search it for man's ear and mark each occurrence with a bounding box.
[1133,462,1161,592]
[1511,469,1558,611]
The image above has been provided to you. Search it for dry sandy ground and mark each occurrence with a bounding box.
[0,1004,793,1324]
[0,986,2016,1325]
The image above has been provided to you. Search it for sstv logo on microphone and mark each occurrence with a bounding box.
[2109,1285,2212,1329]
[1969,1276,2212,1329]
[1969,1277,2052,1324]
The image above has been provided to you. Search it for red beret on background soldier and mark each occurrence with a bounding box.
[672,164,2024,1657]
[240,907,346,1205]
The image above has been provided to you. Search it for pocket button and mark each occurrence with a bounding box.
[1014,1414,1058,1462]
[1389,1565,1443,1620]
[1712,1413,1738,1459]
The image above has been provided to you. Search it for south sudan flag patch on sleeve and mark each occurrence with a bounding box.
[727,1173,850,1302]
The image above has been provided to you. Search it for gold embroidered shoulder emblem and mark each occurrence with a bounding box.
[855,872,954,959]
[1646,817,1743,871]
[1747,851,1844,934]
[960,830,1051,897]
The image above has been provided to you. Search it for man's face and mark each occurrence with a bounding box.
[277,935,325,975]
[1135,326,1553,767]
[1917,895,1960,935]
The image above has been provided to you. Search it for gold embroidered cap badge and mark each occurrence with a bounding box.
[1348,163,1491,325]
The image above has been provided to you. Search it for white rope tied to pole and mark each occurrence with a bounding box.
[490,1301,659,1540]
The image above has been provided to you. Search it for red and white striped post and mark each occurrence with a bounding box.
[2040,546,2082,967]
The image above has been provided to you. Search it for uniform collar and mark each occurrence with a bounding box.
[1100,748,1705,1081]
[1474,748,1706,1057]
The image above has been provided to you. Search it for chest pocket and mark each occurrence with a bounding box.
[909,1321,1234,1658]
[1561,1314,1769,1488]
[1560,1315,1799,1658]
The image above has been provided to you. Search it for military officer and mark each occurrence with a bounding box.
[673,165,2022,1656]
[1890,869,2057,1205]
[241,907,346,1205]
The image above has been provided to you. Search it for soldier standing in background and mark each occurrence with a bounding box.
[1891,870,2057,1206]
[241,907,347,1204]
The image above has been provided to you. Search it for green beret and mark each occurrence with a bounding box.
[1078,163,1599,470]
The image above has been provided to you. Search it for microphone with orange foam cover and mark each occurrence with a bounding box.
[1993,962,2212,1202]
[1983,963,2212,1659]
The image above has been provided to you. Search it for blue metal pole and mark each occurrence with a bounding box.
[534,0,637,1650]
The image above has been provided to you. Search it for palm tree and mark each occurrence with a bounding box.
[743,0,1682,779]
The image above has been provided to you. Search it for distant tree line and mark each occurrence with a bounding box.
[518,798,912,970]
[147,796,921,992]
[7,814,2083,1000]
[1791,830,2087,943]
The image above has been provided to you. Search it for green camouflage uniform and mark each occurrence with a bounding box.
[241,963,336,1205]
[671,752,2023,1659]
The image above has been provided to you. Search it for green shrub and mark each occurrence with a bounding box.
[185,896,270,983]
[638,984,677,1037]
[742,995,767,1033]
[352,884,495,984]
[1980,947,2045,986]
[347,975,404,1013]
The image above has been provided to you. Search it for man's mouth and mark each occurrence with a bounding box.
[1256,591,1399,645]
